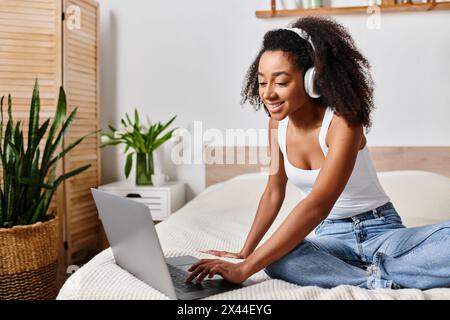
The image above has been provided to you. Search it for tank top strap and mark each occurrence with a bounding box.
[277,117,288,155]
[318,107,334,156]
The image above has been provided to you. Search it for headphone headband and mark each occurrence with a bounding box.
[282,27,320,98]
[282,27,316,52]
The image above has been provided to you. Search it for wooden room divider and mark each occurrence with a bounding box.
[0,0,101,273]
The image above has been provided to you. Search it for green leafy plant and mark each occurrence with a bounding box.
[0,80,97,228]
[100,109,177,179]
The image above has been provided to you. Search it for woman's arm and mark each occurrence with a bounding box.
[243,117,364,278]
[239,118,288,258]
[203,118,288,259]
[187,117,363,284]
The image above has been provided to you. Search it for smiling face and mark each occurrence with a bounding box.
[258,50,308,121]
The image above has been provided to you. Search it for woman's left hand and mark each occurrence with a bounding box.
[186,259,249,284]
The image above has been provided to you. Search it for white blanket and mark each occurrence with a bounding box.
[57,172,450,300]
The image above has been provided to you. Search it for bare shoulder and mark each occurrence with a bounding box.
[327,113,364,148]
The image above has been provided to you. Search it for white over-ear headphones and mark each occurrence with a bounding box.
[282,27,320,99]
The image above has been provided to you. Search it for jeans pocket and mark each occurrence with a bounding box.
[380,208,403,225]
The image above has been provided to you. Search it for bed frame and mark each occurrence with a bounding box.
[204,146,450,187]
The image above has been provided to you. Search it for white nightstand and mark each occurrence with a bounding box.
[98,180,185,221]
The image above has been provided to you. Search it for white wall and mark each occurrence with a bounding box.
[99,0,450,200]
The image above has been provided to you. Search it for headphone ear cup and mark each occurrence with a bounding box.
[304,67,320,98]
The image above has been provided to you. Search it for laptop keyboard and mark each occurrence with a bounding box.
[167,264,219,293]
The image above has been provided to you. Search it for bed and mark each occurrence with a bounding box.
[57,168,450,300]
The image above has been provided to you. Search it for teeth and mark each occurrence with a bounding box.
[269,102,283,107]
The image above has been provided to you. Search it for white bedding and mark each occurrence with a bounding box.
[57,171,450,300]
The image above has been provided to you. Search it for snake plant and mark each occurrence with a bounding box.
[0,80,97,228]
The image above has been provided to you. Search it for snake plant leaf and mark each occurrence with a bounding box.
[21,119,50,215]
[22,119,49,195]
[17,130,24,159]
[125,152,133,178]
[20,177,53,189]
[30,147,41,188]
[3,113,13,164]
[4,95,13,155]
[41,107,78,178]
[6,141,22,211]
[38,166,58,225]
[6,140,19,161]
[53,164,91,188]
[23,164,57,224]
[0,190,3,227]
[13,121,21,147]
[28,187,53,225]
[22,81,41,184]
[7,94,13,128]
[5,161,16,226]
[22,152,42,221]
[20,196,36,225]
[36,119,50,145]
[0,95,4,143]
[28,163,88,224]
[48,130,100,169]
[27,79,40,159]
[42,87,66,169]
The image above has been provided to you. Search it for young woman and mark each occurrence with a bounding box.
[186,16,450,289]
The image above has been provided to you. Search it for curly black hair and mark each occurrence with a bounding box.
[240,16,374,130]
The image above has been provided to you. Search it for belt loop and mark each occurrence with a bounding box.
[372,208,379,218]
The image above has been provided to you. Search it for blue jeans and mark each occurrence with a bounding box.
[264,202,450,289]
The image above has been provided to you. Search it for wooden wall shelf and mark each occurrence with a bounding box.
[256,1,450,18]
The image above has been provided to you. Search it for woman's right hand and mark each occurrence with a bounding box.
[200,249,247,259]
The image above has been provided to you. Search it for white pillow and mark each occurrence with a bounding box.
[377,171,450,227]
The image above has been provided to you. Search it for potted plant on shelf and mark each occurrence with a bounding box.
[0,80,96,300]
[101,110,177,185]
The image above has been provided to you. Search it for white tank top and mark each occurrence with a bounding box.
[278,106,390,219]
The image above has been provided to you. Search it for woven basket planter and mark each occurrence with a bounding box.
[0,216,58,300]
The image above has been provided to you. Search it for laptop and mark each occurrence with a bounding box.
[91,188,254,300]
